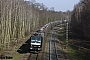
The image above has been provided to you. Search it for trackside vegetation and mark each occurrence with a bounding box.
[57,23,84,60]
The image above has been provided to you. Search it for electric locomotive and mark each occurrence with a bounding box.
[30,33,43,51]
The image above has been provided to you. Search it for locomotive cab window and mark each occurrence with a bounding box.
[31,37,41,43]
[31,37,36,43]
[37,37,41,43]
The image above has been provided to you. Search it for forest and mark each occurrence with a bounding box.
[70,0,90,59]
[71,0,90,40]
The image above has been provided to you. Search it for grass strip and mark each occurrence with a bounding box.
[12,53,21,60]
[67,45,84,60]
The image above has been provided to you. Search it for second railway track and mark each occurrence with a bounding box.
[48,27,68,60]
[49,30,59,60]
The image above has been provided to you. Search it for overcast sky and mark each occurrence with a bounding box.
[25,0,80,12]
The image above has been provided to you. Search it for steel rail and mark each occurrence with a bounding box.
[49,32,52,60]
[49,31,59,60]
[54,31,59,60]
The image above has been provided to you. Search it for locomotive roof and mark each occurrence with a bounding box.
[31,35,42,38]
[31,34,42,37]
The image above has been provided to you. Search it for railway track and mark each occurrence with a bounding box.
[49,30,59,60]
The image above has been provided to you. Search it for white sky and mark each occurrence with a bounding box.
[25,0,80,12]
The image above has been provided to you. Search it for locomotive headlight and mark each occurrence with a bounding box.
[30,48,32,49]
[38,46,40,47]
